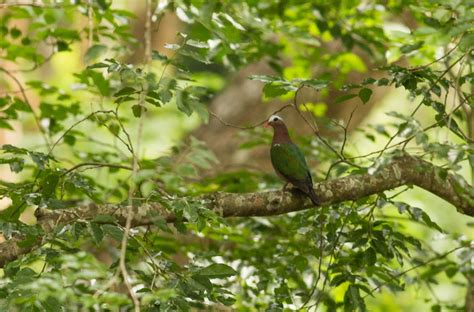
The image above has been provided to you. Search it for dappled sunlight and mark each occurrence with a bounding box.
[0,0,472,311]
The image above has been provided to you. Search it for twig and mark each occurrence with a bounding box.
[408,40,462,72]
[292,85,362,169]
[0,87,34,95]
[109,110,135,155]
[0,67,51,147]
[292,86,319,134]
[209,104,293,130]
[77,137,129,159]
[312,205,353,309]
[340,105,358,156]
[351,94,474,161]
[118,1,157,310]
[48,110,115,156]
[299,204,353,310]
[364,246,464,297]
[299,209,326,309]
[410,51,468,119]
[376,52,470,160]
[445,53,472,141]
[87,0,93,48]
[62,162,133,176]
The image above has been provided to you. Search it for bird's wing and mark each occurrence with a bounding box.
[271,143,312,185]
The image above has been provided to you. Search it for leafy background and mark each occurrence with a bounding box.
[0,0,473,311]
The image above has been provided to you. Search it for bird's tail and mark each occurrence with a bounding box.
[307,188,319,206]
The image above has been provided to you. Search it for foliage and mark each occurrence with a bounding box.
[0,0,473,311]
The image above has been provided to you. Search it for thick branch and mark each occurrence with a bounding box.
[1,154,473,267]
[0,237,38,267]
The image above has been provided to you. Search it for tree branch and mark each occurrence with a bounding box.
[1,153,472,267]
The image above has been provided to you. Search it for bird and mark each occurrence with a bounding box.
[264,115,319,205]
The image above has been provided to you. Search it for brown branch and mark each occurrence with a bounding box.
[0,153,473,267]
[62,162,133,176]
[0,236,39,267]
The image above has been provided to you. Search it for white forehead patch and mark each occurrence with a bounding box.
[268,115,283,122]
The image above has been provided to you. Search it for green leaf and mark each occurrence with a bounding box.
[248,75,283,83]
[10,27,21,38]
[335,94,357,104]
[16,234,39,248]
[51,28,81,41]
[469,155,474,169]
[132,105,145,118]
[41,297,63,312]
[152,50,168,61]
[41,172,59,198]
[115,96,135,104]
[400,42,423,53]
[92,215,117,224]
[15,267,37,282]
[331,274,347,287]
[89,223,104,245]
[359,88,372,104]
[84,44,108,63]
[102,224,123,241]
[193,102,209,123]
[0,157,25,173]
[344,285,366,312]
[197,263,237,278]
[64,134,76,146]
[0,204,22,222]
[176,89,190,116]
[431,304,441,312]
[96,0,110,9]
[176,88,204,116]
[377,78,390,86]
[0,119,13,130]
[364,247,376,266]
[87,62,109,69]
[108,62,120,72]
[2,144,27,154]
[460,33,474,52]
[420,211,443,232]
[263,83,290,98]
[301,79,328,90]
[56,41,69,52]
[217,295,236,306]
[114,87,137,97]
[191,275,213,290]
[29,151,50,169]
[88,71,110,96]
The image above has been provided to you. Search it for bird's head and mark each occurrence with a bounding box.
[264,115,284,129]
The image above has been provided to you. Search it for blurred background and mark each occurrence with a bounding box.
[0,0,473,311]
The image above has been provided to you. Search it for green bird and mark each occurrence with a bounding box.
[265,115,319,205]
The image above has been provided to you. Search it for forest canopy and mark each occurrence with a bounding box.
[0,0,473,311]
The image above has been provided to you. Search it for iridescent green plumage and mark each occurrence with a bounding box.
[266,115,319,205]
[271,143,310,183]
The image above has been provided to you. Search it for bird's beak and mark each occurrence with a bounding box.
[263,121,269,128]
